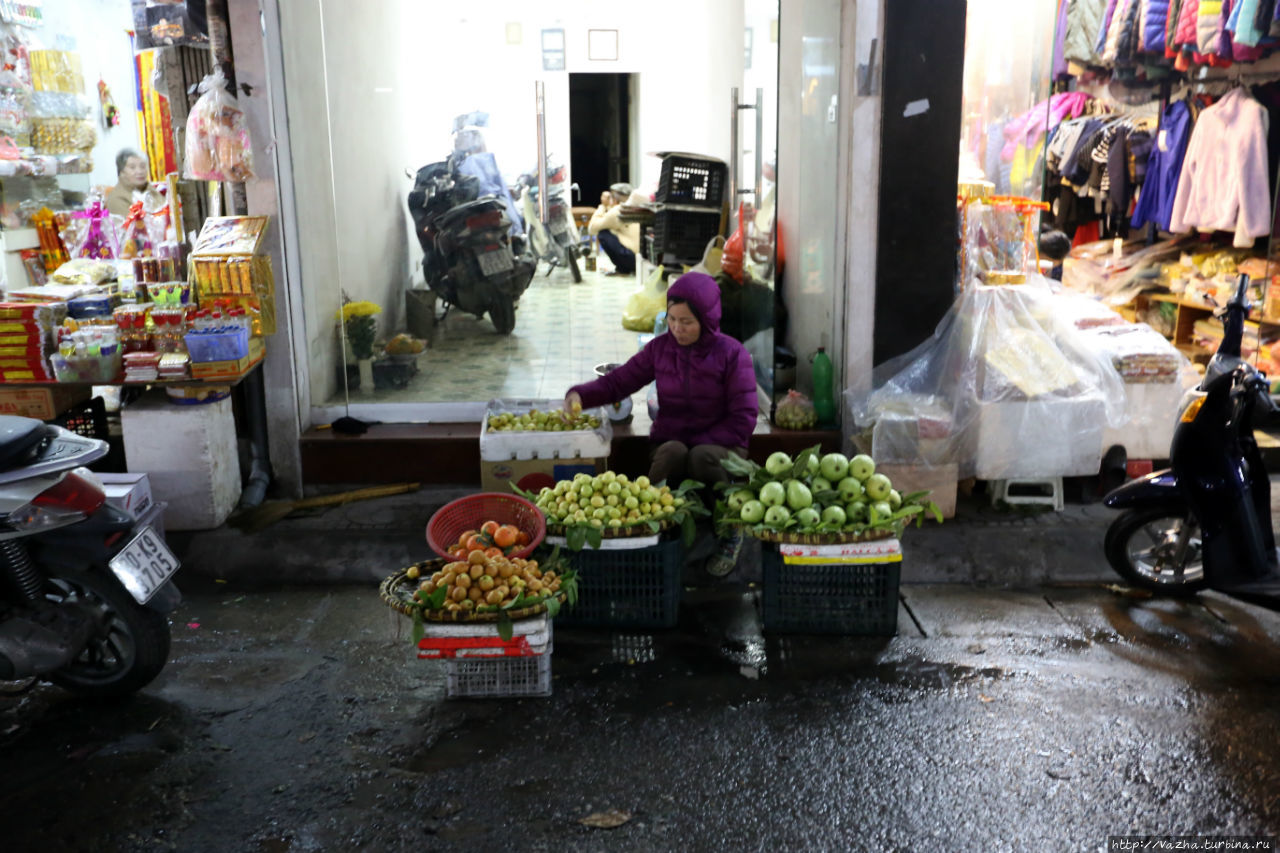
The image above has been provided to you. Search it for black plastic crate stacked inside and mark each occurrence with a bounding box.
[653,153,727,269]
[556,536,684,629]
[761,540,902,635]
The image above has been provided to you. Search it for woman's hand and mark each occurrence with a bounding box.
[564,391,582,416]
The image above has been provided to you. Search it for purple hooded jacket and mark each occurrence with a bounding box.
[569,272,758,450]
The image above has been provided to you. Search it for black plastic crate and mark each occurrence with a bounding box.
[653,208,723,266]
[50,395,108,440]
[761,547,900,635]
[656,155,727,208]
[557,537,684,629]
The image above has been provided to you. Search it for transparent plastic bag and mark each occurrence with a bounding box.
[184,69,255,181]
[775,389,816,430]
[621,266,667,332]
[847,275,1135,480]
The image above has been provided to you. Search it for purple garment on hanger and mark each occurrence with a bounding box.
[1053,0,1070,77]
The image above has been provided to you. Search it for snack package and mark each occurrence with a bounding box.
[775,389,816,430]
[184,68,255,181]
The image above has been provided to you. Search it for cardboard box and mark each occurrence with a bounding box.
[877,463,959,520]
[190,337,265,380]
[99,472,154,519]
[0,385,90,420]
[480,457,606,493]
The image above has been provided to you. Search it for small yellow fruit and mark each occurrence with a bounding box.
[451,586,467,602]
[470,564,484,580]
[479,575,495,591]
[455,573,471,589]
[486,589,504,605]
[468,586,483,602]
[406,565,421,580]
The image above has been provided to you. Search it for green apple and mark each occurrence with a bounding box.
[846,500,867,520]
[821,505,847,526]
[870,501,893,520]
[865,473,893,501]
[805,454,820,476]
[848,454,876,481]
[764,451,793,477]
[810,476,832,494]
[625,496,639,510]
[795,507,821,530]
[635,475,651,489]
[888,489,902,511]
[819,452,850,482]
[837,477,864,501]
[607,481,622,495]
[726,488,755,512]
[740,500,765,523]
[764,505,792,526]
[785,479,813,510]
[759,481,787,507]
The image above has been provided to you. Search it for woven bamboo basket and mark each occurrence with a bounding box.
[730,525,898,545]
[380,560,564,623]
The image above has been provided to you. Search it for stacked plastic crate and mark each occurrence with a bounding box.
[653,153,727,269]
[418,613,554,699]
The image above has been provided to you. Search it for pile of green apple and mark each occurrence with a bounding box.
[718,445,940,535]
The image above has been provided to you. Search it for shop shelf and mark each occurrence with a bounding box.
[656,154,727,208]
[761,546,900,635]
[557,537,684,629]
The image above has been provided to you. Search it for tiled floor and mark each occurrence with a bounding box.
[327,262,647,406]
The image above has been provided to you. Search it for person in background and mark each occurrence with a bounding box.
[587,182,640,276]
[565,271,757,575]
[107,149,149,217]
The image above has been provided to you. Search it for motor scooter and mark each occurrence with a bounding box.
[0,416,179,696]
[517,161,583,283]
[408,154,535,335]
[1103,273,1280,609]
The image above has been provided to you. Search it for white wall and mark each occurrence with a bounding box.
[38,0,142,189]
[283,0,751,404]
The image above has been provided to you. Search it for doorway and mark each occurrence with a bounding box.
[569,73,635,198]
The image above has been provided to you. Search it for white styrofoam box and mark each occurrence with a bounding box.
[779,539,902,563]
[420,613,552,658]
[974,397,1106,480]
[480,398,612,461]
[134,500,168,543]
[98,472,154,519]
[121,392,241,531]
[544,533,660,550]
[1101,380,1185,460]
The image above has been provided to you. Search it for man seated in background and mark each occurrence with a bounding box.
[587,182,640,276]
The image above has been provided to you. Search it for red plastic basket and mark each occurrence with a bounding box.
[426,492,546,560]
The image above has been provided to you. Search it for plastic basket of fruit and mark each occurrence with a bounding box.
[379,554,575,623]
[516,472,707,550]
[426,493,546,561]
[761,546,901,635]
[480,398,612,462]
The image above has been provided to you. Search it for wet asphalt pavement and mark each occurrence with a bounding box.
[4,576,1280,852]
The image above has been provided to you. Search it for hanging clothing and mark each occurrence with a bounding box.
[1054,0,1071,77]
[1169,87,1271,248]
[1131,99,1195,231]
[1065,0,1109,66]
[1107,124,1134,235]
[1229,0,1267,45]
[1142,0,1171,52]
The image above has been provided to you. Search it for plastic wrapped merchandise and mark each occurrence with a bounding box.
[184,69,255,182]
[848,275,1127,480]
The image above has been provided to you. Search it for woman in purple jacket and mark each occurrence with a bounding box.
[564,271,758,490]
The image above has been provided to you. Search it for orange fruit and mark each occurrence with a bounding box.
[480,520,500,538]
[484,546,503,559]
[516,530,530,546]
[464,534,484,553]
[457,529,478,547]
[493,525,519,549]
[446,544,464,558]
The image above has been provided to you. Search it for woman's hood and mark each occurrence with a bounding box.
[667,272,721,334]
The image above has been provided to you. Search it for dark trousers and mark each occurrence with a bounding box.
[597,230,635,274]
[649,441,746,490]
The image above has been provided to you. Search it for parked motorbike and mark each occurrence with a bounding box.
[408,153,535,335]
[0,416,178,696]
[517,162,583,283]
[1104,274,1280,609]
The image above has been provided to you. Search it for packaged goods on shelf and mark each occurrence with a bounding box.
[1080,323,1188,383]
[188,216,276,335]
[0,301,62,382]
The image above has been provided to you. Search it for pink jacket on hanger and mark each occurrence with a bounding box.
[1169,87,1272,248]
[1174,0,1201,48]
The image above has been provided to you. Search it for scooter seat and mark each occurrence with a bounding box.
[0,416,51,472]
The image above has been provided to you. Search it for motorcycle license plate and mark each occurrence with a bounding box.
[478,248,514,275]
[108,527,180,605]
